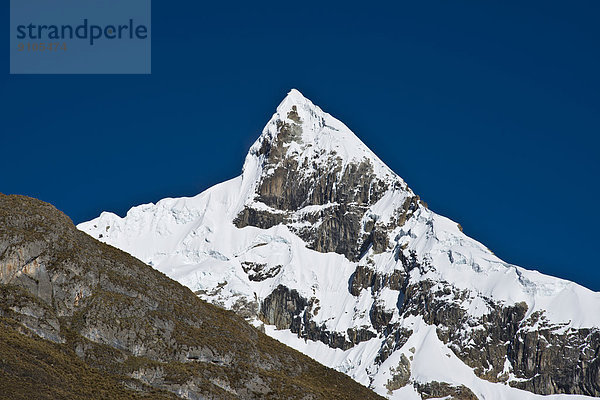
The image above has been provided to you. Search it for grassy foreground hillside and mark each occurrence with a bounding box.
[0,194,383,400]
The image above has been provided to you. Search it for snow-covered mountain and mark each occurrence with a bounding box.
[79,89,600,400]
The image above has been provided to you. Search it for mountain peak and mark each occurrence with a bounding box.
[78,91,600,399]
[242,90,399,192]
[232,90,414,261]
[275,88,326,128]
[275,88,321,115]
[279,88,309,107]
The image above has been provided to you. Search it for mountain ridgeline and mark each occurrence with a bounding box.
[79,90,600,400]
[0,193,384,400]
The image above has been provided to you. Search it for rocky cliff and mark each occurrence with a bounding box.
[0,193,384,400]
[79,89,600,400]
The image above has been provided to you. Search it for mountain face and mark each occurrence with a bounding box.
[79,90,600,400]
[0,194,384,400]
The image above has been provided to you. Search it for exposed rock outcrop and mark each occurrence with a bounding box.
[414,381,478,400]
[398,275,600,396]
[259,284,376,350]
[385,354,411,393]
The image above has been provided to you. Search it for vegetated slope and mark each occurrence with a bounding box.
[79,90,600,400]
[0,193,383,400]
[0,314,177,400]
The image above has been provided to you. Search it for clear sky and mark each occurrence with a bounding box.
[2,1,599,290]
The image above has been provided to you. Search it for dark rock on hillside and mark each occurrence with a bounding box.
[385,258,600,397]
[384,353,411,393]
[259,284,376,351]
[414,381,478,400]
[349,263,404,296]
[260,285,307,332]
[0,194,384,400]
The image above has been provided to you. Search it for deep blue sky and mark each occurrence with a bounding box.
[2,1,599,290]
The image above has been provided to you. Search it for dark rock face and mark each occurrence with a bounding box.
[240,262,282,282]
[344,240,600,397]
[349,264,378,295]
[395,271,600,397]
[259,285,376,350]
[385,353,411,392]
[233,207,287,229]
[508,326,600,395]
[414,381,478,400]
[0,194,385,400]
[259,285,307,332]
[370,301,394,333]
[374,327,413,366]
[302,203,366,261]
[349,263,404,296]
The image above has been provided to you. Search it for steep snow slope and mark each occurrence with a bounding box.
[79,90,600,399]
